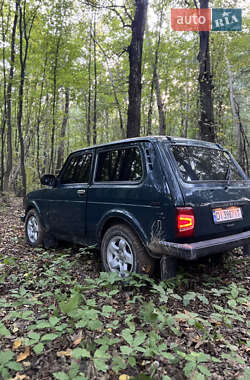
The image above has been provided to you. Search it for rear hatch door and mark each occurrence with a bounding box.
[169,143,250,241]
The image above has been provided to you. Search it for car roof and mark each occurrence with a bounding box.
[71,135,223,155]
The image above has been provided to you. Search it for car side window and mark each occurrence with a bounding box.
[95,147,143,182]
[60,153,92,184]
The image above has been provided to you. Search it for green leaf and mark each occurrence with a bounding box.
[128,355,136,367]
[184,361,196,377]
[102,305,114,314]
[197,295,209,305]
[6,361,23,371]
[230,283,239,299]
[49,316,60,327]
[87,318,103,331]
[41,333,59,342]
[93,358,108,372]
[111,355,126,373]
[72,348,90,359]
[28,332,41,341]
[183,292,196,307]
[120,345,132,355]
[34,321,51,329]
[134,331,146,347]
[53,372,69,380]
[33,343,44,355]
[122,329,134,345]
[94,348,110,360]
[196,353,211,363]
[228,299,237,308]
[0,323,11,337]
[161,352,175,361]
[59,293,81,314]
[198,365,211,376]
[0,350,14,364]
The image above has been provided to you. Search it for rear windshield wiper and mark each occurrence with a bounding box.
[225,163,232,184]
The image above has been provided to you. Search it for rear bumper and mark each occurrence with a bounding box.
[148,230,250,261]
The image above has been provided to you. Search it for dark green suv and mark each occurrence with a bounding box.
[23,136,250,279]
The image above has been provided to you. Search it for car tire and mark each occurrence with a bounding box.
[25,209,44,247]
[101,224,155,277]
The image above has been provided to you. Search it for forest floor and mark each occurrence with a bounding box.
[0,196,249,380]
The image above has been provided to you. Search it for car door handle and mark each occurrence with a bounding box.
[77,189,86,196]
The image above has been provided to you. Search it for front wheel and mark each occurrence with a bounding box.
[25,209,44,247]
[101,224,154,277]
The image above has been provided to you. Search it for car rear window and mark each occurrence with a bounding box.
[170,145,243,182]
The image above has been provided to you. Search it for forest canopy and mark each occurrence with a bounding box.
[0,0,249,195]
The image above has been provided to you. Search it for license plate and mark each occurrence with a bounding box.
[212,206,242,224]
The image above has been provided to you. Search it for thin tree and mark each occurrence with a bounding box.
[193,0,215,142]
[16,0,38,195]
[127,0,149,138]
[0,0,11,191]
[153,3,166,135]
[4,0,20,191]
[56,88,70,171]
[93,13,97,145]
[87,20,92,146]
[49,34,61,173]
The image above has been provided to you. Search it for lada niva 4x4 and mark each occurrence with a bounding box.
[23,136,250,279]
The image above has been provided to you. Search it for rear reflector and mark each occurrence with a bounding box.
[176,207,195,238]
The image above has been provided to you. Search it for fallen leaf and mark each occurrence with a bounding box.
[23,361,31,367]
[119,375,130,380]
[13,339,22,350]
[13,324,19,333]
[17,347,30,362]
[73,331,82,346]
[9,374,28,380]
[57,349,72,357]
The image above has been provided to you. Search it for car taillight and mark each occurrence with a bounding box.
[176,207,195,238]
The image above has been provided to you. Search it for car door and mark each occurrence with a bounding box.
[47,150,93,244]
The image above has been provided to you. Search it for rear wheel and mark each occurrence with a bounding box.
[25,209,44,247]
[101,224,154,277]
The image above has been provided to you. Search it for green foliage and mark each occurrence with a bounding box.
[1,195,250,379]
[0,350,22,379]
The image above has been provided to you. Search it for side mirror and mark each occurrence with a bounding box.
[41,174,57,187]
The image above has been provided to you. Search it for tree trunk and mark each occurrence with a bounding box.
[226,54,242,164]
[56,88,69,171]
[197,0,215,142]
[87,21,92,146]
[93,14,97,145]
[154,71,166,135]
[126,0,148,138]
[184,59,189,138]
[15,1,37,196]
[147,77,154,135]
[49,35,61,173]
[36,49,48,179]
[226,54,249,174]
[4,0,20,191]
[153,4,166,136]
[93,37,125,139]
[0,0,10,191]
